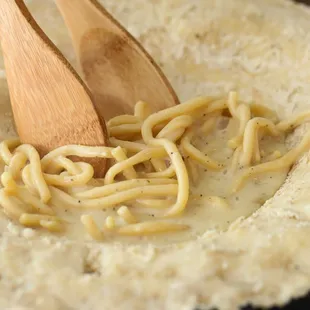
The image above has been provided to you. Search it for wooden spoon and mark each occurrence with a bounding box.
[55,0,179,120]
[0,0,108,174]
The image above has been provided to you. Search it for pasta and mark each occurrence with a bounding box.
[0,91,309,240]
[117,206,137,224]
[104,216,116,230]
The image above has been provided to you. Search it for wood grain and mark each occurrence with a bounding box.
[55,0,179,120]
[0,0,109,175]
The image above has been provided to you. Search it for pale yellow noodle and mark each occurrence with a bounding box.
[157,115,193,141]
[9,152,27,179]
[231,146,242,172]
[143,165,175,178]
[200,116,218,134]
[81,214,104,241]
[117,206,137,224]
[0,139,20,164]
[0,189,26,219]
[240,117,280,166]
[253,130,261,163]
[150,158,167,172]
[117,221,189,236]
[1,171,17,195]
[53,156,81,175]
[152,117,194,171]
[134,101,151,120]
[148,139,189,216]
[41,145,114,169]
[104,148,166,184]
[228,104,251,149]
[15,144,50,203]
[44,162,63,175]
[16,187,54,215]
[112,147,137,179]
[19,213,61,227]
[227,91,239,118]
[104,216,116,230]
[277,111,310,131]
[108,115,140,127]
[110,138,146,153]
[109,123,142,138]
[44,162,94,187]
[250,103,278,122]
[204,99,227,114]
[21,165,36,195]
[233,132,310,192]
[160,128,187,142]
[153,122,169,135]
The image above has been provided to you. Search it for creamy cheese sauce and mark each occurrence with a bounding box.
[8,115,287,245]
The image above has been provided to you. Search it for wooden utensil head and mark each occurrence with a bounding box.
[0,0,109,175]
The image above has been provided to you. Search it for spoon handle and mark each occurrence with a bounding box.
[0,0,108,156]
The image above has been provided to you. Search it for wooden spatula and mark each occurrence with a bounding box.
[55,0,179,120]
[0,0,108,174]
